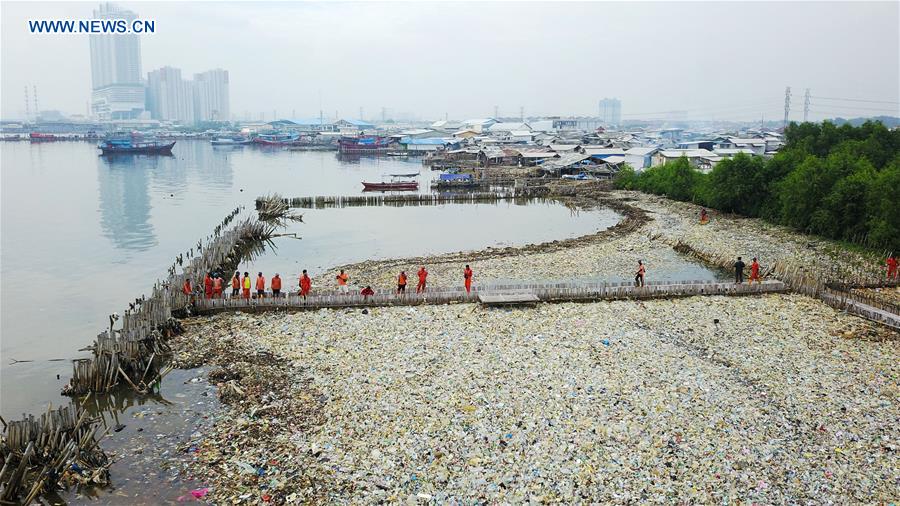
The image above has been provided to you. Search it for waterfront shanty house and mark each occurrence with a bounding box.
[548,144,584,153]
[508,130,536,143]
[396,128,439,139]
[445,146,482,162]
[461,118,498,133]
[401,137,460,154]
[452,129,479,139]
[624,147,659,170]
[430,120,463,132]
[718,137,767,155]
[516,149,560,166]
[537,152,592,176]
[653,149,722,172]
[477,146,518,166]
[487,122,532,135]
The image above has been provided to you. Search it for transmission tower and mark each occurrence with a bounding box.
[24,86,30,120]
[519,106,524,121]
[493,105,499,119]
[783,86,792,128]
[33,85,39,117]
[803,89,810,122]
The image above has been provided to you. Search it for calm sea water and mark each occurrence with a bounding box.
[1,140,620,419]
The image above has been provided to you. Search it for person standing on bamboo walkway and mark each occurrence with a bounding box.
[336,270,350,294]
[634,260,645,287]
[212,274,223,298]
[397,271,408,295]
[887,254,898,281]
[231,271,241,298]
[299,270,312,299]
[271,273,282,297]
[204,272,213,299]
[256,272,266,298]
[464,265,474,294]
[749,258,761,284]
[242,272,251,299]
[734,257,746,284]
[182,278,194,303]
[416,266,428,293]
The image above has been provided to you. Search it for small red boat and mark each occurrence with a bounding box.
[362,173,420,192]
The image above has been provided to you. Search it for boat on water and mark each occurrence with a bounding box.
[362,173,420,192]
[30,132,58,142]
[386,151,408,157]
[211,136,251,146]
[98,137,175,155]
[253,132,300,146]
[339,135,394,154]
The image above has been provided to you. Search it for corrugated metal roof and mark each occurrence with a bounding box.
[402,137,456,145]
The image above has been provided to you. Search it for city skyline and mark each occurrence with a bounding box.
[1,1,898,122]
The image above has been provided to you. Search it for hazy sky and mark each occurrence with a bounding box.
[2,1,898,121]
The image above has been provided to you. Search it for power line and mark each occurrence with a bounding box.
[809,102,900,113]
[810,96,899,105]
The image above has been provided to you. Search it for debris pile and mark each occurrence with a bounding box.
[175,295,897,502]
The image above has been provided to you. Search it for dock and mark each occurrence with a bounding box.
[256,191,551,210]
[191,279,789,313]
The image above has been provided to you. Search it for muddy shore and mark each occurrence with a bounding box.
[167,185,898,503]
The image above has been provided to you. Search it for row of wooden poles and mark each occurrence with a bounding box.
[670,239,899,329]
[0,403,109,504]
[192,279,789,313]
[257,190,552,210]
[1,206,285,502]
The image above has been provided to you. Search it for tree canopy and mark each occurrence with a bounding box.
[614,120,900,252]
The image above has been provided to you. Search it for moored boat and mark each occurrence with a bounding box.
[211,136,251,146]
[98,138,175,155]
[362,173,420,192]
[253,132,300,146]
[339,135,394,154]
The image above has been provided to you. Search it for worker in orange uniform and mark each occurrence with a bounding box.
[212,274,223,298]
[397,271,408,295]
[299,270,312,300]
[204,272,213,299]
[182,278,194,303]
[360,286,375,299]
[256,272,266,298]
[271,273,282,297]
[887,254,898,280]
[416,266,428,293]
[749,257,761,284]
[242,271,251,299]
[463,265,473,294]
[231,271,241,298]
[336,270,350,294]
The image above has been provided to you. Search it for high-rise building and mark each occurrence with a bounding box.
[146,67,196,123]
[89,3,145,120]
[599,98,622,126]
[193,69,230,122]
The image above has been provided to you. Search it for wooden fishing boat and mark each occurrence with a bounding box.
[361,173,420,192]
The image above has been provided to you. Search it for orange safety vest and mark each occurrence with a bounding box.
[271,276,281,290]
[232,276,240,289]
[418,269,427,282]
[256,276,265,290]
[213,278,223,290]
[337,273,348,286]
[300,276,311,292]
[464,268,472,280]
[398,273,407,285]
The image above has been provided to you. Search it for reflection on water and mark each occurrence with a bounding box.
[97,156,158,252]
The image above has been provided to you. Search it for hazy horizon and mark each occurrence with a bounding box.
[2,1,898,122]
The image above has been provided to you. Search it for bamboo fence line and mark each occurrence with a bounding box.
[670,239,899,329]
[0,403,109,503]
[191,279,789,313]
[258,190,553,210]
[2,206,280,501]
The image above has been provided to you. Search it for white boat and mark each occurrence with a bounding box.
[211,137,251,146]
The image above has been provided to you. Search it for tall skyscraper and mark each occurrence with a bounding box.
[89,3,145,120]
[193,69,230,122]
[599,98,622,126]
[146,67,196,123]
